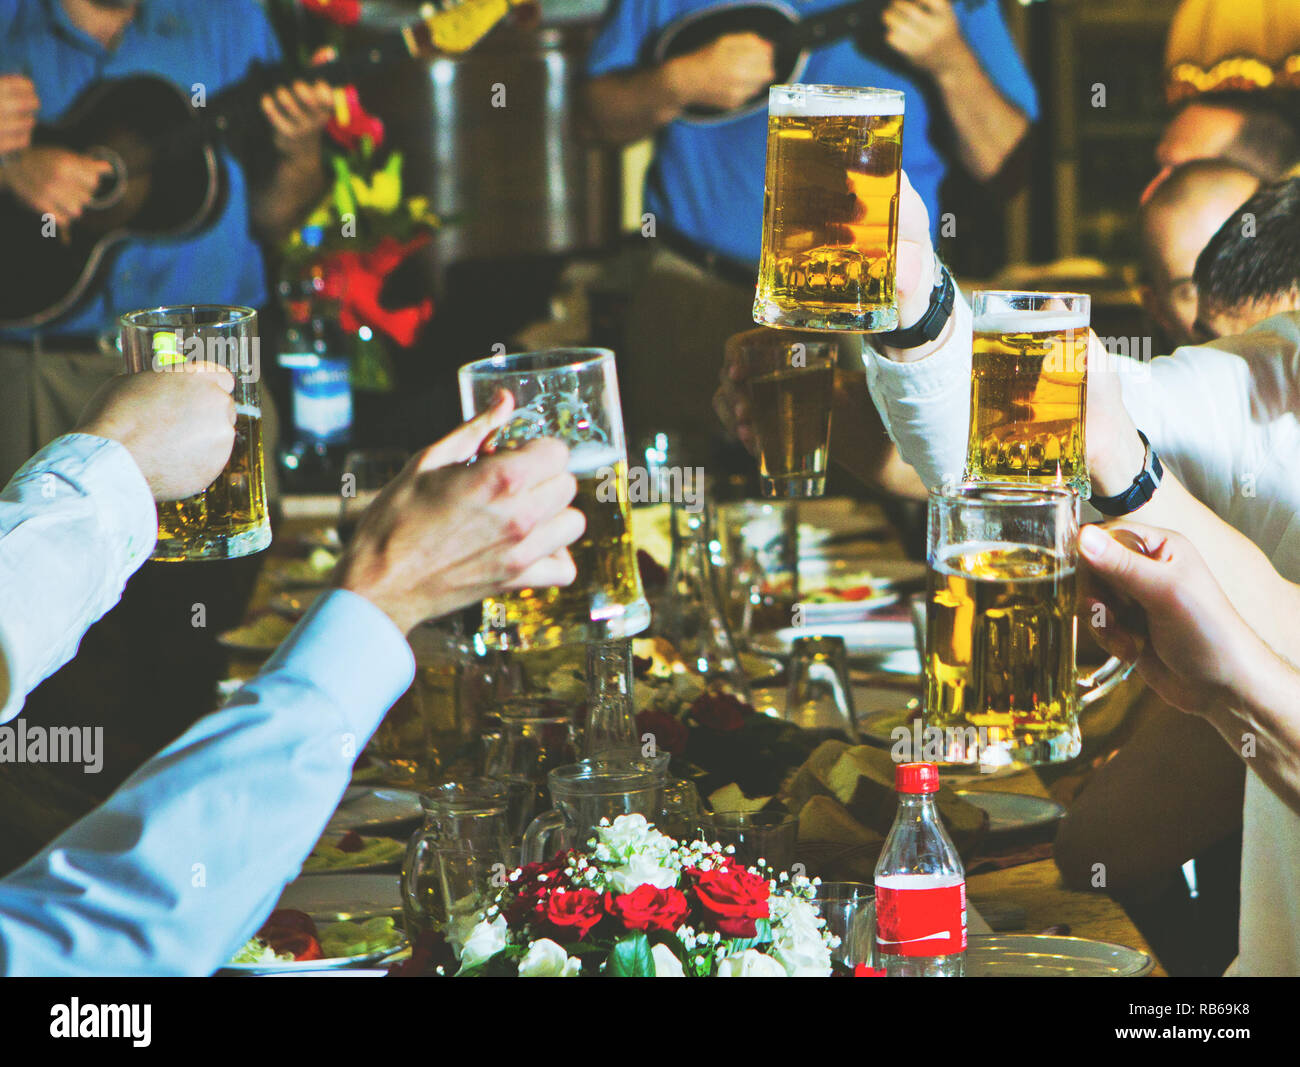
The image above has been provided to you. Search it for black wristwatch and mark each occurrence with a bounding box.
[1090,430,1164,516]
[874,261,955,349]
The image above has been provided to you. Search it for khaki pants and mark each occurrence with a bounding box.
[619,247,756,465]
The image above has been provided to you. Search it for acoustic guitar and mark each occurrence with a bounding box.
[0,0,532,329]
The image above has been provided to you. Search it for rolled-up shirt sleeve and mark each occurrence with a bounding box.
[0,588,415,976]
[0,434,158,724]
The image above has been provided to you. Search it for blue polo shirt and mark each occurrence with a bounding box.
[0,0,281,339]
[588,0,1039,264]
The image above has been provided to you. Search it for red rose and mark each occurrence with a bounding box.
[690,691,749,732]
[605,885,691,934]
[543,888,604,940]
[636,708,689,756]
[693,867,770,938]
[326,85,386,151]
[302,0,361,27]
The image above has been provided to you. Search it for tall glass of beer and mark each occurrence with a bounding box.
[458,348,651,651]
[755,84,904,333]
[119,305,271,562]
[925,484,1081,769]
[967,291,1091,495]
[739,329,838,497]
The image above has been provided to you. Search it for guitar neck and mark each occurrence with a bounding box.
[786,0,983,52]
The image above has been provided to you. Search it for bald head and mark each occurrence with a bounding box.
[1139,160,1261,345]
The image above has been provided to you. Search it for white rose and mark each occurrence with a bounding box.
[458,915,508,969]
[597,813,653,855]
[651,943,686,977]
[517,938,582,977]
[607,851,679,894]
[769,896,833,977]
[715,948,787,977]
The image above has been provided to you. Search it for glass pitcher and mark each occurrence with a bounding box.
[522,760,664,864]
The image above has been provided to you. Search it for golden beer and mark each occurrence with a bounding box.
[755,85,904,332]
[967,294,1090,495]
[154,406,269,562]
[481,449,650,651]
[748,361,835,497]
[925,541,1080,768]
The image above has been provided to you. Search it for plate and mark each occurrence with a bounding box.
[269,588,325,620]
[275,874,404,922]
[326,786,422,834]
[965,934,1154,977]
[303,832,406,874]
[217,612,296,654]
[222,948,400,976]
[258,968,392,977]
[954,791,1067,835]
[750,621,921,675]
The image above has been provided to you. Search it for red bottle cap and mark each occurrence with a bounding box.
[895,762,940,794]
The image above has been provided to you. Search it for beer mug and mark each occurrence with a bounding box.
[458,348,651,651]
[119,305,271,561]
[737,330,838,498]
[924,484,1129,770]
[967,291,1091,496]
[754,84,905,333]
[521,760,664,864]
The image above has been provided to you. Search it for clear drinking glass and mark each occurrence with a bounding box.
[339,448,410,544]
[755,85,905,332]
[119,305,270,561]
[522,760,664,864]
[810,881,878,971]
[967,291,1091,495]
[785,634,857,734]
[738,330,838,498]
[698,810,799,872]
[458,348,651,651]
[925,483,1129,769]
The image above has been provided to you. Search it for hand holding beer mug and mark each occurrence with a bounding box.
[755,84,904,332]
[731,329,837,497]
[925,484,1130,770]
[119,306,271,561]
[458,348,651,651]
[967,291,1091,495]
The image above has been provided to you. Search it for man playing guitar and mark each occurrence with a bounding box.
[0,0,335,484]
[581,0,1037,467]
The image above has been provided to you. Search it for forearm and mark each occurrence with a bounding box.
[251,146,328,245]
[929,44,1030,181]
[0,590,414,976]
[582,65,692,145]
[0,435,156,723]
[829,367,928,499]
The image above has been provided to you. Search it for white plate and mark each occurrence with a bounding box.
[326,786,422,834]
[302,832,406,874]
[751,621,921,675]
[258,968,392,977]
[954,791,1067,835]
[216,612,296,654]
[965,934,1153,977]
[275,874,403,921]
[222,948,399,976]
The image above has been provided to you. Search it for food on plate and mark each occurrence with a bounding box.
[303,830,405,872]
[229,908,402,965]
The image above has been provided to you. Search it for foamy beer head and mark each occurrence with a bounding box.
[754,85,905,333]
[458,348,651,651]
[967,291,1092,496]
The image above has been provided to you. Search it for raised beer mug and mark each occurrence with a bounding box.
[967,291,1092,496]
[754,84,905,333]
[521,759,664,865]
[923,483,1130,770]
[457,348,651,651]
[119,305,271,561]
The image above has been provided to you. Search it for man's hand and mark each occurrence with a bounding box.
[76,366,237,502]
[0,74,39,156]
[2,147,114,229]
[883,0,968,75]
[335,395,586,634]
[261,80,334,161]
[665,33,775,113]
[1078,522,1265,717]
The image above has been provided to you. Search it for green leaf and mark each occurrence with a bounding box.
[724,918,773,954]
[607,932,655,977]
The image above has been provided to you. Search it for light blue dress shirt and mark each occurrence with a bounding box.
[0,435,416,975]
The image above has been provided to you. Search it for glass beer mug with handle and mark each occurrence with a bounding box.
[521,760,664,865]
[967,291,1091,496]
[755,84,905,333]
[924,484,1131,770]
[458,347,651,652]
[119,305,271,561]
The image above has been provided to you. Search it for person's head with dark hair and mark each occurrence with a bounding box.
[1139,159,1261,346]
[1193,177,1300,339]
[1158,91,1300,179]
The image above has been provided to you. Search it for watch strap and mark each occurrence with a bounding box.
[1089,431,1164,516]
[874,262,955,349]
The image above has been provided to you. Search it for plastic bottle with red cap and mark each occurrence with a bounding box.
[873,761,967,977]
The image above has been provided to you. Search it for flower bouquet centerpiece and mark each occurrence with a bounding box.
[448,815,837,977]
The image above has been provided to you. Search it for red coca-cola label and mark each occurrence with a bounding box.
[875,877,967,957]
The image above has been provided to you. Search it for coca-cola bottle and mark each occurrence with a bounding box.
[873,762,967,976]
